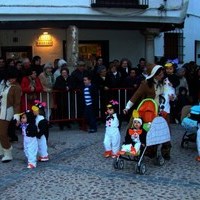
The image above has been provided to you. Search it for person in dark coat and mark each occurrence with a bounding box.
[53,67,72,130]
[82,74,98,133]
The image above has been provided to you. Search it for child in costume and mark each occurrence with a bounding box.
[160,62,180,122]
[103,100,121,158]
[20,110,38,169]
[119,110,143,156]
[32,100,49,162]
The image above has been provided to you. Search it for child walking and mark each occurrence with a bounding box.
[32,100,49,162]
[103,100,121,158]
[20,110,38,169]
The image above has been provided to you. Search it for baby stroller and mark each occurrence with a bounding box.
[181,105,200,148]
[113,98,171,175]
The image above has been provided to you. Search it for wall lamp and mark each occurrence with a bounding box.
[36,32,53,46]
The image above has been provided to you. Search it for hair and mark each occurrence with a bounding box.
[83,74,92,81]
[26,67,36,76]
[60,67,69,74]
[139,58,146,63]
[21,110,35,124]
[32,56,41,64]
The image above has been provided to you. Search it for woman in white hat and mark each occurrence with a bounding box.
[124,64,164,113]
[123,64,172,160]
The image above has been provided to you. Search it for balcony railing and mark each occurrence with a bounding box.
[91,0,149,9]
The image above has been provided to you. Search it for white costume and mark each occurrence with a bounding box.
[160,77,176,113]
[35,115,48,158]
[121,129,142,155]
[103,113,121,155]
[22,124,38,167]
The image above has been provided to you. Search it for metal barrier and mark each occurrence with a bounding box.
[22,88,135,122]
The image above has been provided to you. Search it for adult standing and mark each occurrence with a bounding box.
[53,67,71,130]
[21,68,43,111]
[38,62,55,121]
[123,65,172,160]
[0,67,21,162]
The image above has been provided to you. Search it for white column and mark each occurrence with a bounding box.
[142,28,160,64]
[67,25,79,71]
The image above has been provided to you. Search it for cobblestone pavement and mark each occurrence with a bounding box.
[0,122,199,200]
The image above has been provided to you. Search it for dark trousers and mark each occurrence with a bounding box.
[84,105,97,131]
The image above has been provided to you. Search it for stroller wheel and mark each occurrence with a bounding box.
[117,159,124,170]
[113,158,119,169]
[155,156,165,166]
[139,162,146,175]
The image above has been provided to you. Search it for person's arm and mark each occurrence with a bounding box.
[123,81,146,114]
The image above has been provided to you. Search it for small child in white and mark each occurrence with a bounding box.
[119,117,143,156]
[32,100,49,162]
[103,100,121,158]
[20,110,38,169]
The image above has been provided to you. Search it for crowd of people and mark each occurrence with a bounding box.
[0,55,200,165]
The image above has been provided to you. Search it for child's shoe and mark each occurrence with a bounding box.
[27,163,36,169]
[117,150,126,155]
[103,151,112,158]
[111,154,118,158]
[38,156,49,162]
[196,156,200,161]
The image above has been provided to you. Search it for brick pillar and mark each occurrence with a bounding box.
[67,25,79,70]
[142,28,160,64]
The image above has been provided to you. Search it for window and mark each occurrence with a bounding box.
[164,30,184,63]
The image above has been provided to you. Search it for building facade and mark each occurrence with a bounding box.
[155,0,200,66]
[0,0,188,67]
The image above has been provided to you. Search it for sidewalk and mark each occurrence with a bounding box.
[0,123,199,200]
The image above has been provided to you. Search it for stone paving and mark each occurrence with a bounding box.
[0,122,199,200]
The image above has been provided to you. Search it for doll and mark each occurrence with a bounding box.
[20,110,38,168]
[103,100,121,158]
[32,100,49,162]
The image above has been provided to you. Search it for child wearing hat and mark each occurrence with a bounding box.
[162,62,180,123]
[118,110,144,156]
[20,110,38,168]
[103,100,121,158]
[32,100,49,162]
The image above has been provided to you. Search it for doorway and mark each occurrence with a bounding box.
[79,40,109,67]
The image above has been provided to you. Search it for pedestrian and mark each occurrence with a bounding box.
[20,110,38,169]
[123,65,172,160]
[0,67,21,162]
[82,74,98,133]
[32,100,49,161]
[103,100,121,158]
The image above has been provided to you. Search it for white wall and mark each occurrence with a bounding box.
[79,30,145,66]
[183,0,200,63]
[0,29,145,66]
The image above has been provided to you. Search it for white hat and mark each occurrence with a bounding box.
[43,62,53,69]
[133,118,142,125]
[58,59,67,68]
[146,65,163,80]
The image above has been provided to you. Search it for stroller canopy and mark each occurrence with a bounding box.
[137,98,158,123]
